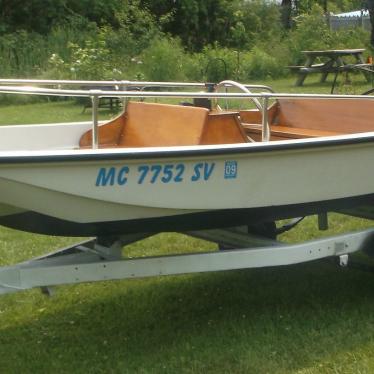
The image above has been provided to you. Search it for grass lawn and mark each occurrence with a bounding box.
[0,99,119,125]
[0,77,374,373]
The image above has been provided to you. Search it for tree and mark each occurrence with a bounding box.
[281,0,293,29]
[0,0,124,35]
[366,0,374,47]
[0,0,68,34]
[141,0,239,51]
[141,0,282,51]
[322,0,328,12]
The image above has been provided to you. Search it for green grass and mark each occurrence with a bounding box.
[0,78,374,373]
[256,74,374,95]
[0,100,120,125]
[1,215,374,374]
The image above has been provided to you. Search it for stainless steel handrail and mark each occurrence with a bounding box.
[90,93,100,149]
[0,79,207,89]
[0,79,274,93]
[216,80,263,110]
[2,84,374,100]
[261,94,270,142]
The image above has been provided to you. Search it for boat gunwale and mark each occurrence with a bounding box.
[0,131,373,164]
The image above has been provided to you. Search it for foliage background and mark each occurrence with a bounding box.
[0,0,372,82]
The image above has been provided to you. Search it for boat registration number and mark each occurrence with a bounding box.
[95,161,237,186]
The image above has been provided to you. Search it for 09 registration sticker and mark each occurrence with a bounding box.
[224,161,238,179]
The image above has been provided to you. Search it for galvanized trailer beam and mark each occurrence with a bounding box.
[0,228,373,295]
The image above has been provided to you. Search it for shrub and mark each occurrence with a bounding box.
[0,31,48,77]
[199,45,240,82]
[239,47,283,80]
[140,37,188,81]
[286,5,332,64]
[45,30,123,80]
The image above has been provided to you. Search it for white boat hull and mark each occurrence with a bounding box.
[0,125,372,236]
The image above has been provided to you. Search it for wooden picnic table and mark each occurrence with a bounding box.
[289,49,370,86]
[81,84,122,113]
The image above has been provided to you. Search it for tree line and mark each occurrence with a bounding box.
[0,0,372,81]
[0,0,371,49]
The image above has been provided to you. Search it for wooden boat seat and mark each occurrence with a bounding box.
[201,110,248,144]
[119,101,208,147]
[79,101,248,148]
[242,123,342,141]
[276,98,374,134]
[240,97,374,141]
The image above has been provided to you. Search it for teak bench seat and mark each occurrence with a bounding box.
[241,98,374,140]
[242,123,342,141]
[287,63,326,72]
[79,101,248,148]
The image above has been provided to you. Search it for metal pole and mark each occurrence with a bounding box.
[91,94,99,149]
[318,213,329,230]
[261,95,270,142]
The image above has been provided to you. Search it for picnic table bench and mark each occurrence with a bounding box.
[288,49,372,86]
[81,85,122,113]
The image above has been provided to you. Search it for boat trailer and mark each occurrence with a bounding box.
[1,226,374,296]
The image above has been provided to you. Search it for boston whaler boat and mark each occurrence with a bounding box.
[0,79,373,295]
